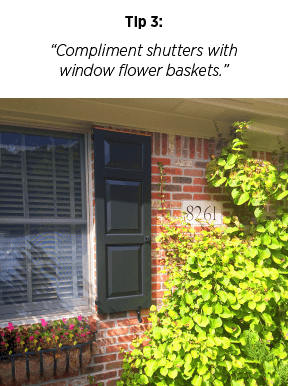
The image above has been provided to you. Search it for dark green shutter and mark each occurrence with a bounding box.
[94,128,151,314]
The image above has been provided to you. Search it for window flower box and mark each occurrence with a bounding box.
[0,316,96,385]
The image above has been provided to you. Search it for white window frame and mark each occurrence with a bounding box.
[0,126,95,328]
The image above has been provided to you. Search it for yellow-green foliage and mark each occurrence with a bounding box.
[117,122,288,386]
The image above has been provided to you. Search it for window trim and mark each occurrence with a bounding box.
[0,125,95,328]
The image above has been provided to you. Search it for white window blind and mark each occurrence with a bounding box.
[0,129,88,320]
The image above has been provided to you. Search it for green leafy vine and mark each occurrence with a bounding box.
[116,122,288,386]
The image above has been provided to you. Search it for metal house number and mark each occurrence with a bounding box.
[182,201,223,225]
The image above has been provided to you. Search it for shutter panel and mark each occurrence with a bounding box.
[94,128,151,314]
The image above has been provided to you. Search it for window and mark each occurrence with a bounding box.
[0,127,90,323]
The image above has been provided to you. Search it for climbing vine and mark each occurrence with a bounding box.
[116,122,288,386]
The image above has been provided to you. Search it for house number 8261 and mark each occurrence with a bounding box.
[186,205,216,221]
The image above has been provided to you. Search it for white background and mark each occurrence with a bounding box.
[1,0,288,97]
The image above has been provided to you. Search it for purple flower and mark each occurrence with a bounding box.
[40,319,47,327]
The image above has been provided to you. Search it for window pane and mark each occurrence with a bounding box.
[0,132,83,219]
[0,224,86,305]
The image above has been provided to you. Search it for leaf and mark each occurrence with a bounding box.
[214,177,227,187]
[144,359,158,377]
[197,363,208,375]
[280,171,288,179]
[261,233,271,245]
[218,158,226,166]
[236,192,249,205]
[262,313,274,325]
[168,369,178,379]
[226,292,236,304]
[160,367,168,376]
[283,214,288,226]
[266,220,277,234]
[214,380,224,386]
[231,188,240,199]
[214,303,223,314]
[211,317,222,329]
[256,225,266,232]
[256,303,266,312]
[248,301,256,310]
[218,291,227,303]
[254,207,263,219]
[143,346,151,358]
[192,375,203,386]
[277,190,288,200]
[138,374,149,385]
[227,153,237,165]
[202,289,211,301]
[259,248,271,260]
[203,304,213,315]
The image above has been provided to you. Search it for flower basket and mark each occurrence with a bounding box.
[81,344,92,369]
[68,347,79,375]
[42,352,54,381]
[28,354,41,385]
[55,349,67,377]
[14,356,27,385]
[0,357,13,386]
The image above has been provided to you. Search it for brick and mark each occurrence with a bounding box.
[183,136,189,158]
[204,186,222,194]
[176,135,182,157]
[98,321,116,329]
[44,382,67,386]
[172,193,192,200]
[151,192,170,200]
[149,132,153,154]
[118,352,126,360]
[266,152,271,162]
[107,327,129,336]
[154,133,161,155]
[173,210,182,216]
[81,363,104,375]
[165,201,182,208]
[151,266,163,274]
[189,137,195,159]
[172,176,192,184]
[87,371,118,382]
[196,138,202,158]
[151,157,171,165]
[162,184,181,192]
[129,308,150,317]
[97,337,117,346]
[252,150,257,158]
[213,195,230,201]
[173,159,193,167]
[183,186,202,193]
[223,211,231,216]
[163,167,182,175]
[152,282,162,290]
[193,194,211,200]
[223,203,233,208]
[152,290,165,298]
[194,161,209,169]
[151,225,163,233]
[152,175,171,183]
[259,151,265,160]
[106,361,123,370]
[109,311,127,319]
[130,325,150,333]
[193,178,207,185]
[162,133,168,155]
[94,354,117,364]
[152,274,169,282]
[106,344,128,353]
[184,169,203,176]
[107,380,119,386]
[118,334,137,343]
[203,139,209,160]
